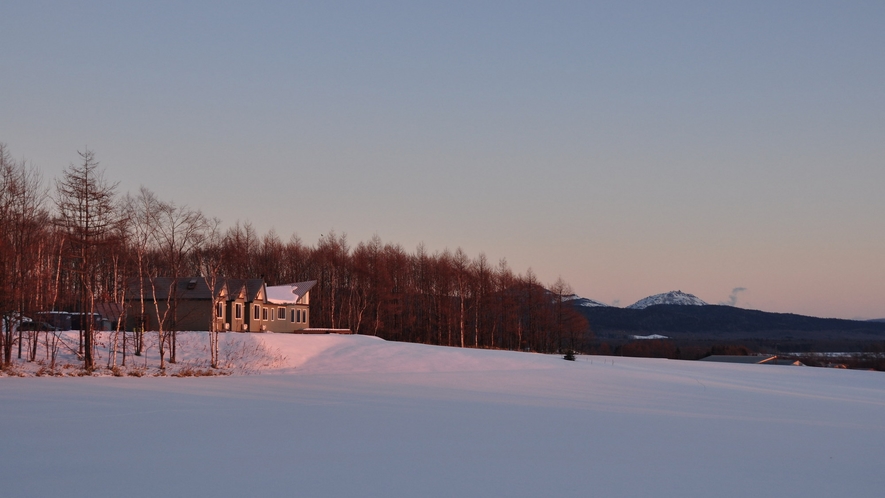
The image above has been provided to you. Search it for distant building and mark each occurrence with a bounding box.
[699,355,804,366]
[126,277,316,333]
[35,311,106,331]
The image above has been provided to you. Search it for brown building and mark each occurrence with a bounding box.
[127,277,316,333]
[246,280,315,333]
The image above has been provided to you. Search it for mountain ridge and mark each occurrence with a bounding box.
[563,294,609,308]
[569,302,885,351]
[627,290,708,309]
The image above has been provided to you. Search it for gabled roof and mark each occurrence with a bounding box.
[94,302,123,321]
[266,280,317,305]
[223,278,265,302]
[127,277,310,304]
[130,277,216,301]
[129,277,256,301]
[224,280,245,300]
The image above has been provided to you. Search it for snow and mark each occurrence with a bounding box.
[630,334,670,340]
[265,280,316,305]
[563,294,609,307]
[2,333,884,497]
[627,290,708,309]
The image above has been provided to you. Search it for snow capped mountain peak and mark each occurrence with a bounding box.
[562,294,609,308]
[627,290,707,309]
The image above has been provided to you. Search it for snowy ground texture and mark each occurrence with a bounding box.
[3,333,884,497]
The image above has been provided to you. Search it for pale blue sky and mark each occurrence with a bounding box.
[2,1,883,318]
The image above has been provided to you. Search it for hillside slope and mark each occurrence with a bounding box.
[2,334,884,497]
[575,304,885,350]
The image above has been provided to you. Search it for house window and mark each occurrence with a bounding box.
[290,309,296,323]
[215,302,224,319]
[262,307,268,321]
[253,305,260,320]
[235,303,243,319]
[278,307,286,320]
[303,310,308,323]
[296,309,302,323]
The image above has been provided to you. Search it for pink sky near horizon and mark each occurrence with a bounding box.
[2,2,883,319]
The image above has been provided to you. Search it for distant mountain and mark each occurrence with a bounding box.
[627,290,707,309]
[563,294,609,308]
[570,303,885,351]
[868,318,885,323]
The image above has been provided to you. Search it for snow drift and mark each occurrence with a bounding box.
[2,334,883,498]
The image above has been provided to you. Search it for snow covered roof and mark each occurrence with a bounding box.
[266,280,317,305]
[128,277,315,304]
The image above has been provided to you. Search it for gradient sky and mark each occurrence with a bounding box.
[2,1,883,319]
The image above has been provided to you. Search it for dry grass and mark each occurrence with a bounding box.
[171,366,227,377]
[2,331,286,377]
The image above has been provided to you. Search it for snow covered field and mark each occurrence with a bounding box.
[2,334,884,497]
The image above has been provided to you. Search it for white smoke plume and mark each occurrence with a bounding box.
[719,287,746,306]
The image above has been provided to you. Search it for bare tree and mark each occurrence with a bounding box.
[196,218,223,368]
[0,144,49,367]
[452,248,471,348]
[256,229,285,284]
[152,201,209,363]
[123,187,162,356]
[0,143,18,365]
[314,231,349,330]
[54,149,120,370]
[349,238,379,335]
[472,252,492,348]
[220,221,259,279]
[105,204,133,370]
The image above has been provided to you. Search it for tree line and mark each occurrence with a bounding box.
[0,144,589,372]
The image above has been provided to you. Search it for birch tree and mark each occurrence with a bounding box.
[197,218,223,368]
[0,145,48,365]
[123,187,162,356]
[153,201,209,363]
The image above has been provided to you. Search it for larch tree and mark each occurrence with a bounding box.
[54,149,120,371]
